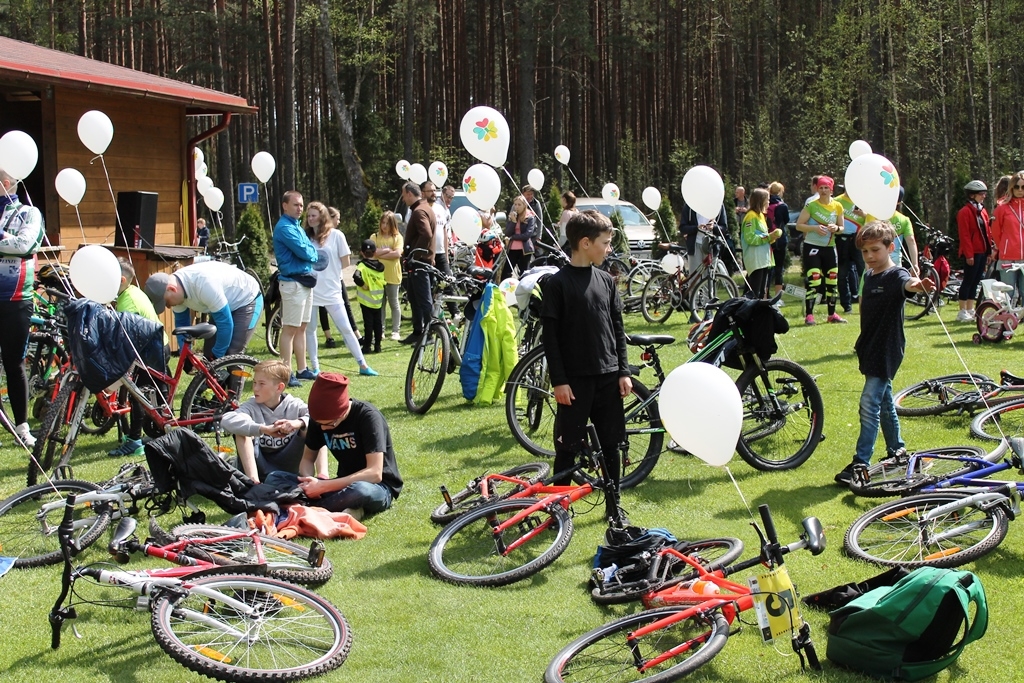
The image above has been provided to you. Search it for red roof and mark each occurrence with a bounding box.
[0,37,256,114]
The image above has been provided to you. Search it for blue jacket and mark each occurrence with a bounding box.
[273,215,318,280]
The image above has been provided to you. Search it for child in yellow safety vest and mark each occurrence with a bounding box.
[353,239,387,354]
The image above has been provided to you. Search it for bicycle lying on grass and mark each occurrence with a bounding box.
[844,442,1008,498]
[545,505,825,683]
[894,369,1024,417]
[48,495,350,682]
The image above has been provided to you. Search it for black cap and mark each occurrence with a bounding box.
[360,239,376,253]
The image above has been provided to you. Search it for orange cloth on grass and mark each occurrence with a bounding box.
[249,505,367,540]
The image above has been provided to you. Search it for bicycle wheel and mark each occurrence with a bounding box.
[179,354,258,456]
[168,524,333,585]
[844,491,1009,568]
[405,322,450,414]
[428,497,574,587]
[626,261,656,297]
[244,267,265,299]
[893,373,995,417]
[150,573,351,682]
[603,257,632,299]
[975,300,1006,342]
[572,380,664,490]
[905,264,939,320]
[505,345,556,457]
[545,607,731,683]
[970,397,1024,441]
[429,462,552,525]
[28,375,87,486]
[734,358,824,470]
[641,272,678,324]
[264,306,282,356]
[0,479,109,568]
[847,446,992,498]
[590,537,744,605]
[688,273,739,321]
[80,384,130,436]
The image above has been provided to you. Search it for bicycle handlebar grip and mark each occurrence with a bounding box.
[758,504,779,546]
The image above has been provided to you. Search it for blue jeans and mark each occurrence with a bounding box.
[854,375,905,465]
[263,471,393,514]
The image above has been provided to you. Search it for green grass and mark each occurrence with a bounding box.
[1,288,1021,683]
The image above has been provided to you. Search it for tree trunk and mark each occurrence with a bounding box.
[516,2,537,179]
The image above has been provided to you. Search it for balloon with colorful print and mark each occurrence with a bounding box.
[659,362,742,467]
[55,168,87,206]
[395,159,411,180]
[460,106,510,167]
[848,139,872,161]
[680,165,725,221]
[601,183,620,203]
[451,206,483,244]
[845,153,900,220]
[462,163,501,212]
[409,163,428,185]
[77,110,114,155]
[527,168,545,191]
[642,187,662,212]
[554,145,570,165]
[197,175,215,197]
[251,151,276,183]
[192,148,205,164]
[0,130,39,181]
[429,161,449,186]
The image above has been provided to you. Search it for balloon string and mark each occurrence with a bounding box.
[724,466,753,518]
[94,154,140,288]
[74,205,88,246]
[263,183,275,248]
[498,166,561,247]
[564,165,590,198]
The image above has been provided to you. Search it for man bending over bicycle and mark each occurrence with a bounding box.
[265,373,402,520]
[542,211,631,523]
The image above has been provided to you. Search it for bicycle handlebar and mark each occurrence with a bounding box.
[49,494,80,650]
[215,235,247,251]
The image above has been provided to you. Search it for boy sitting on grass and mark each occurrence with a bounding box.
[835,220,935,485]
[221,360,327,484]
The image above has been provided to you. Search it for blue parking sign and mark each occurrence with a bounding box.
[238,183,259,204]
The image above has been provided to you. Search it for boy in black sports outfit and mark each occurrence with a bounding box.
[541,210,632,522]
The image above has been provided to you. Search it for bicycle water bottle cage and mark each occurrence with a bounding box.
[171,323,217,340]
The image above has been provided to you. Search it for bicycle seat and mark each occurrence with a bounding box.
[466,265,493,281]
[1000,370,1024,385]
[627,334,675,347]
[171,322,217,340]
[664,243,687,255]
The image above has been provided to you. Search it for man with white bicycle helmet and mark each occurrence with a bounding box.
[956,180,993,322]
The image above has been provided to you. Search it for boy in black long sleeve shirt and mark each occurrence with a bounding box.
[541,211,632,522]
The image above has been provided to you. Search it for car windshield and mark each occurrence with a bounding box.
[581,202,650,227]
[449,194,476,214]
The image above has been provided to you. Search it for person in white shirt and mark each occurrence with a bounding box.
[427,182,452,276]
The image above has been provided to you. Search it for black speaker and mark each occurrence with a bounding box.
[115,191,158,248]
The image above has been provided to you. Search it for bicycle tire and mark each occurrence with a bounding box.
[603,256,632,300]
[428,497,574,587]
[505,345,556,458]
[590,537,744,605]
[150,573,351,682]
[641,272,678,324]
[28,375,86,486]
[905,264,939,320]
[572,379,664,490]
[970,397,1024,441]
[264,306,282,356]
[179,354,258,456]
[688,273,738,321]
[844,491,1009,568]
[626,261,656,297]
[894,373,995,417]
[429,462,552,525]
[975,300,1007,342]
[168,523,333,585]
[847,445,992,498]
[545,607,731,683]
[0,479,109,568]
[405,322,450,414]
[734,358,824,470]
[244,267,265,299]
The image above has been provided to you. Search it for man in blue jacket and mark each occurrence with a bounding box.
[273,190,319,386]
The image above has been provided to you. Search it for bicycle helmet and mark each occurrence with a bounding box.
[964,180,988,193]
[477,229,500,244]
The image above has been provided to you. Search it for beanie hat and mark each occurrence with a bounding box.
[307,373,351,422]
[816,176,834,190]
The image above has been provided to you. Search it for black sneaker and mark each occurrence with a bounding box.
[834,462,857,485]
[399,333,420,345]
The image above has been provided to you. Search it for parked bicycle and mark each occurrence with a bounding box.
[974,266,1024,343]
[546,505,825,683]
[845,442,1007,498]
[905,224,951,321]
[48,495,350,682]
[640,229,738,324]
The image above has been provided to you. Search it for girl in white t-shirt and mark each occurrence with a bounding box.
[304,202,377,376]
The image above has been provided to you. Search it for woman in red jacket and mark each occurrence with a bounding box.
[992,172,1024,305]
[956,180,993,322]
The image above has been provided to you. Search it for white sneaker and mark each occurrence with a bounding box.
[15,422,36,448]
[955,310,972,322]
[390,332,401,341]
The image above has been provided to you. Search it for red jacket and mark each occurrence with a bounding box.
[957,202,992,257]
[992,198,1024,262]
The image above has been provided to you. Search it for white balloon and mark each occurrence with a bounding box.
[642,187,662,212]
[0,130,39,181]
[395,159,411,180]
[428,161,449,186]
[195,160,208,178]
[658,363,742,466]
[69,245,120,304]
[197,175,215,196]
[251,151,276,183]
[660,253,684,275]
[451,206,483,244]
[527,168,545,191]
[409,163,428,185]
[680,165,725,221]
[192,148,205,164]
[601,183,620,203]
[203,187,225,212]
[848,139,872,161]
[54,168,87,206]
[462,164,502,212]
[77,110,114,155]
[844,153,901,220]
[460,106,511,167]
[554,145,571,165]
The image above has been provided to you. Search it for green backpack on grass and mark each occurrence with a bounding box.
[826,566,987,681]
